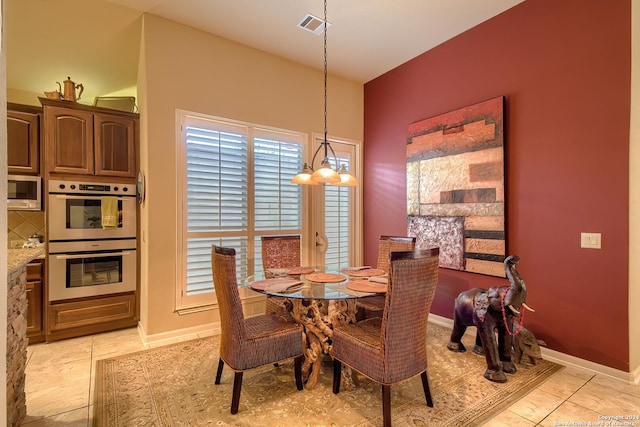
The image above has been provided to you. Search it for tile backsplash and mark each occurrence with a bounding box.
[7,211,45,248]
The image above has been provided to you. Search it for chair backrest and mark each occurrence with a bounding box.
[261,235,301,270]
[376,235,416,274]
[211,245,246,363]
[380,247,439,383]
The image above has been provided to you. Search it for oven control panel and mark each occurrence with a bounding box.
[48,179,135,196]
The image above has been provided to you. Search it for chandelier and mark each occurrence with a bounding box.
[291,0,357,187]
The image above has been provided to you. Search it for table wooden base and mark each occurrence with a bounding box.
[288,299,356,389]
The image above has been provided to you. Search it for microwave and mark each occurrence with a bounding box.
[7,175,42,210]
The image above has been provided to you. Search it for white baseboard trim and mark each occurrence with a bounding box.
[137,320,220,347]
[427,313,638,385]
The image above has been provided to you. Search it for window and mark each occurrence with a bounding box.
[176,111,304,310]
[324,155,353,271]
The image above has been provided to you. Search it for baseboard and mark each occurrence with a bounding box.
[631,363,640,385]
[427,314,638,385]
[137,320,220,347]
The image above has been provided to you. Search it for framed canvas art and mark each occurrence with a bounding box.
[406,96,506,277]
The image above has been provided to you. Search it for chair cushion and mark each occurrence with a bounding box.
[332,318,385,382]
[223,313,303,371]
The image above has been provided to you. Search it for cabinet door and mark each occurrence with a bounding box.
[45,106,94,175]
[7,109,40,174]
[94,113,136,178]
[26,261,44,343]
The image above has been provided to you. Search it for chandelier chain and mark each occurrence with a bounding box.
[323,0,328,156]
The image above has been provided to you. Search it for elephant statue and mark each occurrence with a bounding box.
[447,255,535,383]
[513,322,546,365]
[471,321,546,366]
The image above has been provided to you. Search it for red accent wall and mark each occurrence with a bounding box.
[363,0,631,371]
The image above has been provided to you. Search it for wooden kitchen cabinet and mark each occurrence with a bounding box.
[94,112,137,177]
[46,292,137,342]
[44,105,94,175]
[26,259,45,344]
[7,103,42,175]
[41,97,138,179]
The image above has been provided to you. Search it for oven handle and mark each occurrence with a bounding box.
[53,194,131,201]
[54,251,133,259]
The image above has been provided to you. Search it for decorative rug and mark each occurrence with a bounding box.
[93,323,563,426]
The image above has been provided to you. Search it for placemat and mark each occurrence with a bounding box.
[250,278,302,291]
[347,279,388,293]
[305,273,346,283]
[341,268,386,277]
[287,266,315,275]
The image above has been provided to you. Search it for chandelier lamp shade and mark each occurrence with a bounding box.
[291,0,357,187]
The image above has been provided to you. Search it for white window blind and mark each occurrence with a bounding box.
[177,112,303,309]
[324,155,352,271]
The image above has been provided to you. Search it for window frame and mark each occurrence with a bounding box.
[175,110,307,312]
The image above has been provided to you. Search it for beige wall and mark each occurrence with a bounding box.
[138,14,363,336]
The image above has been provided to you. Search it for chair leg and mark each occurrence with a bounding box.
[332,359,342,394]
[294,355,304,390]
[215,358,224,385]
[382,385,391,427]
[230,371,243,414]
[421,371,433,407]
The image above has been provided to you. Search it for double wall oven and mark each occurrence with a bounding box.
[47,179,137,302]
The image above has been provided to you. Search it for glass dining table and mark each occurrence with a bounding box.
[243,267,388,390]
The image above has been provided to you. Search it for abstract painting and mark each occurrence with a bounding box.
[406,96,506,277]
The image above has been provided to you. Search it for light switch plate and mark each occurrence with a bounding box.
[580,232,601,249]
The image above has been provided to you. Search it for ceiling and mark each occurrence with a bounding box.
[5,0,524,105]
[98,0,524,83]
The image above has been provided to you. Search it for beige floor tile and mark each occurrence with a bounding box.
[537,370,589,399]
[90,326,140,346]
[560,365,596,381]
[26,377,90,420]
[538,400,604,427]
[27,337,93,368]
[590,374,640,398]
[481,409,536,426]
[25,356,91,394]
[504,388,566,423]
[22,407,89,426]
[91,338,147,359]
[569,380,640,414]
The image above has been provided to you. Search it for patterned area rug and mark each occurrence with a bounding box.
[93,323,563,426]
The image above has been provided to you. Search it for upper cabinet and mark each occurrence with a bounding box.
[94,113,136,177]
[40,98,138,179]
[7,103,42,175]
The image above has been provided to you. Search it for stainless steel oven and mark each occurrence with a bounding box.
[48,179,137,241]
[48,239,137,301]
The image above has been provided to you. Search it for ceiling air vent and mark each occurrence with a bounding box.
[298,13,331,35]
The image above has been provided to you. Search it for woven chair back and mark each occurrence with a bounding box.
[380,248,440,383]
[211,245,246,364]
[376,235,416,274]
[261,235,301,270]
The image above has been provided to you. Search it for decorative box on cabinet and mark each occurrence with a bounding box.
[40,97,138,179]
[26,259,45,344]
[7,103,42,175]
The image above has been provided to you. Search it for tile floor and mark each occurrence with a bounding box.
[22,326,640,426]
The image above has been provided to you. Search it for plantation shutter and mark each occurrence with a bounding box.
[185,123,249,296]
[324,156,352,271]
[178,113,304,309]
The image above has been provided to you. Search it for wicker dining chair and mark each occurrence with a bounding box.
[261,235,301,319]
[355,235,416,321]
[211,245,305,414]
[332,248,440,427]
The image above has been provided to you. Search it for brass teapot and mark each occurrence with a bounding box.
[57,76,84,102]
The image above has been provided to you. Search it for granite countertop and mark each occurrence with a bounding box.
[7,248,46,276]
